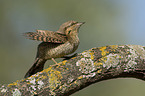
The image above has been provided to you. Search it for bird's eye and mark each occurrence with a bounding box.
[68,30,71,34]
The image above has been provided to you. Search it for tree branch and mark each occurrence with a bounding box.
[0,45,145,96]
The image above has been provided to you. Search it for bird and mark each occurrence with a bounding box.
[24,20,84,78]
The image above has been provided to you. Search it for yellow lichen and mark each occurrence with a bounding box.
[100,56,107,62]
[99,46,109,56]
[89,52,94,60]
[110,45,118,49]
[62,60,67,65]
[78,76,83,80]
[42,76,47,79]
[54,71,62,79]
[74,81,77,84]
[36,75,47,82]
[49,74,59,89]
[94,62,103,66]
[59,85,62,89]
[48,69,62,90]
[71,56,77,59]
[97,69,102,73]
[44,67,53,73]
[26,82,31,85]
[7,81,18,87]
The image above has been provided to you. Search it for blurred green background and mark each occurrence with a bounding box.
[0,0,145,96]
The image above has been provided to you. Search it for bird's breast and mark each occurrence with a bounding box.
[47,41,79,59]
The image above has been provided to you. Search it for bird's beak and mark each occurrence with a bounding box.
[75,22,85,32]
[77,22,85,26]
[76,22,85,30]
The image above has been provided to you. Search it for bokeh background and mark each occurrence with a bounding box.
[0,0,145,96]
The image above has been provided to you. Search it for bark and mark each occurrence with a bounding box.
[0,45,145,96]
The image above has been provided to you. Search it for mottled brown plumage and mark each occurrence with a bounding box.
[24,30,67,43]
[24,20,84,78]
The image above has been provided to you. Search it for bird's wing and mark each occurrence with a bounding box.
[23,30,67,43]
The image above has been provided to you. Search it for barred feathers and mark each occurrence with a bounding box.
[24,30,67,43]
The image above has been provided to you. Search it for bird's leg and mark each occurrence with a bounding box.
[63,53,77,60]
[50,58,61,66]
[51,58,58,64]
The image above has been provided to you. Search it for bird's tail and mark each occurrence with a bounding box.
[24,58,46,78]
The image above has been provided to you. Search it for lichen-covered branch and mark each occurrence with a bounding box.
[0,45,145,96]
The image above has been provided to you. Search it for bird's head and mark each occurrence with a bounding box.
[58,21,85,36]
